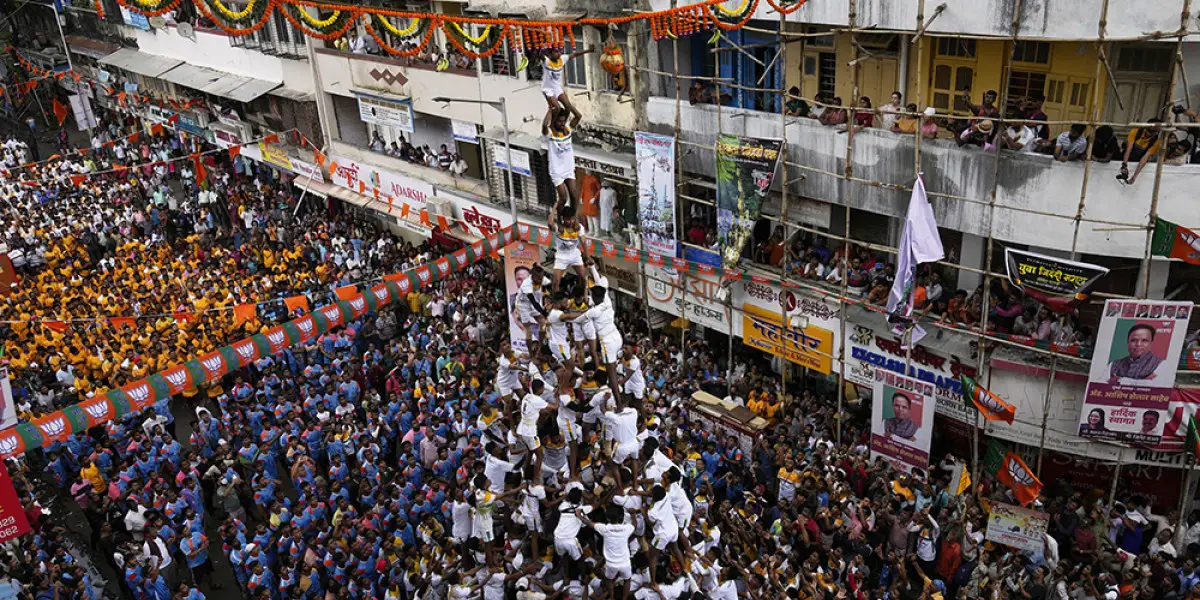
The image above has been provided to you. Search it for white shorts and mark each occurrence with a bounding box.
[582,408,602,425]
[613,441,640,464]
[551,170,574,188]
[572,320,597,341]
[550,339,573,362]
[520,433,541,452]
[604,562,633,581]
[599,331,623,364]
[543,83,564,100]
[519,511,543,533]
[498,375,518,397]
[623,380,645,400]
[554,537,582,560]
[553,250,584,270]
[558,417,582,444]
[652,531,677,551]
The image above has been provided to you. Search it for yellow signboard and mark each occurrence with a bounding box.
[742,304,833,374]
[259,142,294,172]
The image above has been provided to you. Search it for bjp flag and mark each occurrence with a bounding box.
[959,376,1016,424]
[233,303,257,326]
[284,295,310,314]
[995,451,1042,506]
[335,286,358,302]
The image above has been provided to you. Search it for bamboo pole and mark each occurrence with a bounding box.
[1139,0,1191,299]
[776,10,794,402]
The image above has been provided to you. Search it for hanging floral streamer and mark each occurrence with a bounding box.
[115,0,783,44]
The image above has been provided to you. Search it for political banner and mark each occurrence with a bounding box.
[1079,299,1193,445]
[504,242,542,354]
[1004,248,1108,313]
[985,503,1049,553]
[0,460,30,543]
[714,134,782,269]
[870,368,936,473]
[635,132,676,258]
[0,367,14,430]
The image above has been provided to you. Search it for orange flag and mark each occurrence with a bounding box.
[400,204,410,219]
[436,215,450,231]
[420,210,432,228]
[264,133,280,145]
[69,174,86,186]
[228,145,241,160]
[383,273,408,283]
[109,316,136,330]
[313,150,326,167]
[150,123,164,136]
[129,132,140,144]
[233,303,257,325]
[284,295,309,314]
[173,312,198,325]
[43,320,69,333]
[335,286,358,301]
[52,99,68,126]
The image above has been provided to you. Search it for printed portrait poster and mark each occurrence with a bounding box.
[504,242,542,354]
[985,503,1050,553]
[1078,299,1194,445]
[714,134,782,269]
[870,368,937,473]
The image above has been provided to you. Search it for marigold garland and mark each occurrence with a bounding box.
[365,18,437,58]
[192,0,275,35]
[450,22,491,45]
[279,4,357,40]
[442,22,509,59]
[211,0,256,21]
[114,0,183,18]
[118,0,777,47]
[296,5,341,27]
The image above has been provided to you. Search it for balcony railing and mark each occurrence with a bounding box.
[645,96,1200,259]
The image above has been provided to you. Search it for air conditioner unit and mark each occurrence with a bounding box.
[426,197,455,218]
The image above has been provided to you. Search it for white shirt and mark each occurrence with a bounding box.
[603,408,639,446]
[648,497,678,540]
[483,454,516,493]
[594,522,636,567]
[518,393,549,437]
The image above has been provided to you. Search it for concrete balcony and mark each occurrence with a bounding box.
[645,96,1200,259]
[313,47,637,141]
[644,0,1180,40]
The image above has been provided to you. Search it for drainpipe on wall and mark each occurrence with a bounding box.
[898,35,910,103]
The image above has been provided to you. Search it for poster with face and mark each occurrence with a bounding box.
[870,368,936,473]
[1078,299,1193,445]
[504,242,542,354]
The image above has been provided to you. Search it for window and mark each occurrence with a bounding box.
[936,38,977,59]
[931,63,975,112]
[480,26,517,77]
[818,52,836,97]
[1116,47,1171,73]
[1006,71,1047,112]
[227,7,305,58]
[564,41,587,88]
[1069,81,1090,107]
[1012,41,1050,65]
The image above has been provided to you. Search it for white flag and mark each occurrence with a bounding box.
[886,176,944,324]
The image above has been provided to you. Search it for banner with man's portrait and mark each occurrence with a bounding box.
[1078,299,1194,445]
[870,368,937,473]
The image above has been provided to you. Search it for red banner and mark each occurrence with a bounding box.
[0,461,31,542]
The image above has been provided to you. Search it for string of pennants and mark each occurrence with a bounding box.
[507,222,1098,361]
[0,226,513,459]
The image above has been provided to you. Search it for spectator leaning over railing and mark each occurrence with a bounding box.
[1119,118,1163,185]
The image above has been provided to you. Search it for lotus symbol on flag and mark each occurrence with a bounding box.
[979,393,1006,413]
[323,307,341,321]
[297,319,313,335]
[373,288,387,302]
[399,280,411,294]
[83,400,110,421]
[267,331,285,346]
[202,356,223,373]
[418,270,431,283]
[602,241,615,255]
[437,262,449,276]
[472,242,483,255]
[235,342,255,359]
[0,435,17,455]
[350,298,365,312]
[39,416,67,439]
[1008,460,1035,486]
[518,223,530,238]
[127,384,150,405]
[165,370,188,388]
